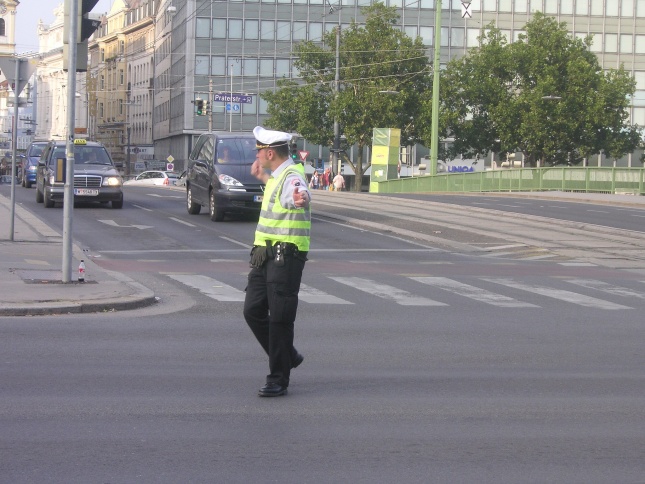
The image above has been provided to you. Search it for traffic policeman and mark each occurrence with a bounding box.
[243,126,312,397]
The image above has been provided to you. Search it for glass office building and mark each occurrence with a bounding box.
[151,0,645,167]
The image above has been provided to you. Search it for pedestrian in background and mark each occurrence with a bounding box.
[322,167,332,190]
[243,126,312,398]
[333,172,345,191]
[309,170,320,190]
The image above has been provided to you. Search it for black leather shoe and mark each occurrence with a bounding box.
[292,353,304,369]
[258,382,288,397]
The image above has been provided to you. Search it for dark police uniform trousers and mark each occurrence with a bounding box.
[243,246,307,387]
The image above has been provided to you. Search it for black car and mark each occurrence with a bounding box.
[20,141,48,188]
[36,139,124,209]
[185,133,264,221]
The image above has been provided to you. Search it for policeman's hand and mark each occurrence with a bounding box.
[293,186,309,208]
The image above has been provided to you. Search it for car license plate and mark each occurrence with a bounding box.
[254,195,263,202]
[74,188,99,196]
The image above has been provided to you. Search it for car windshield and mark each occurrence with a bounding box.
[216,138,256,165]
[28,145,45,157]
[74,147,113,165]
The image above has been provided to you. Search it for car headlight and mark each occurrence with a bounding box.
[218,174,243,187]
[28,166,37,171]
[103,176,123,187]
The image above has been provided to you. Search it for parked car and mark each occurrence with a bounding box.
[124,170,179,186]
[185,133,263,221]
[20,141,48,188]
[175,170,187,187]
[35,139,124,209]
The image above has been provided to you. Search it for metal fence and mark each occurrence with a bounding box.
[372,167,645,195]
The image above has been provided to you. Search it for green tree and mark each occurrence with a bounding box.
[261,2,431,190]
[437,13,641,166]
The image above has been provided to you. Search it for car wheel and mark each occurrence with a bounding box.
[44,190,55,208]
[112,198,123,209]
[25,179,32,188]
[209,190,225,222]
[186,186,201,215]
[36,186,44,203]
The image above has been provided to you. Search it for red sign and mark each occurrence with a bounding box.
[298,150,309,161]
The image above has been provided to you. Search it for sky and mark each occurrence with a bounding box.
[15,0,115,53]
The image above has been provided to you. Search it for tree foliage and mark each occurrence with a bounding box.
[261,2,431,189]
[437,13,641,166]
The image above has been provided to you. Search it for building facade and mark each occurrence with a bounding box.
[42,0,645,170]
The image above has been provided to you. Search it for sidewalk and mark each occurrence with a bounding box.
[0,192,156,317]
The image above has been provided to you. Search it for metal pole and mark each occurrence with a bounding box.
[229,63,233,132]
[125,89,131,175]
[62,0,79,282]
[208,77,213,132]
[333,23,340,175]
[429,0,442,177]
[9,58,20,241]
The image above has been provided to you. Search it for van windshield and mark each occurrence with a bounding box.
[216,137,256,164]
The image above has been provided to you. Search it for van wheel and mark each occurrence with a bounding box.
[36,187,44,203]
[209,190,224,221]
[186,186,201,214]
[44,190,55,208]
[25,179,32,188]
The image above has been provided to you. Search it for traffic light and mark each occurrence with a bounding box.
[63,0,101,72]
[290,141,298,160]
[196,98,204,116]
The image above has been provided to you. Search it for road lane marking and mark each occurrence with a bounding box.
[299,284,353,304]
[411,277,538,307]
[132,204,153,211]
[220,236,251,248]
[169,217,196,227]
[329,276,447,306]
[565,279,645,299]
[166,274,245,301]
[482,278,631,310]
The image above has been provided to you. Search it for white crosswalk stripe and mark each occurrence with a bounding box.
[165,273,639,310]
[565,279,645,299]
[482,277,632,310]
[166,274,245,301]
[299,284,353,304]
[411,276,538,307]
[329,276,447,306]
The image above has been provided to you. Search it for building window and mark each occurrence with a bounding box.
[99,103,104,118]
[213,18,226,38]
[420,26,433,46]
[212,56,226,75]
[635,34,645,53]
[277,21,290,41]
[621,34,633,53]
[441,27,449,47]
[119,98,123,115]
[196,18,210,37]
[499,0,512,11]
[590,0,603,15]
[452,27,465,48]
[404,26,417,39]
[309,22,323,41]
[261,20,275,40]
[276,59,290,78]
[605,34,618,53]
[0,19,5,36]
[119,69,124,85]
[589,33,602,52]
[245,20,259,40]
[100,75,105,90]
[260,59,274,77]
[293,22,307,41]
[229,19,243,39]
[244,58,258,75]
[100,48,105,62]
[195,55,209,75]
[120,40,125,54]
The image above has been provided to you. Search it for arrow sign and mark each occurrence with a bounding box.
[461,2,472,18]
[98,220,153,230]
[298,150,309,161]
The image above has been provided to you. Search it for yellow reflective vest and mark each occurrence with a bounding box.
[253,165,311,251]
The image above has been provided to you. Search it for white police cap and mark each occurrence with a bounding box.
[253,126,292,149]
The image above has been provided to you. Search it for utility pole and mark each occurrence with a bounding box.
[332,22,341,175]
[429,0,442,176]
[208,77,213,132]
[62,0,79,282]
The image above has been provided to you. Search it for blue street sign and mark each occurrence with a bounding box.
[226,103,241,112]
[215,92,253,104]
